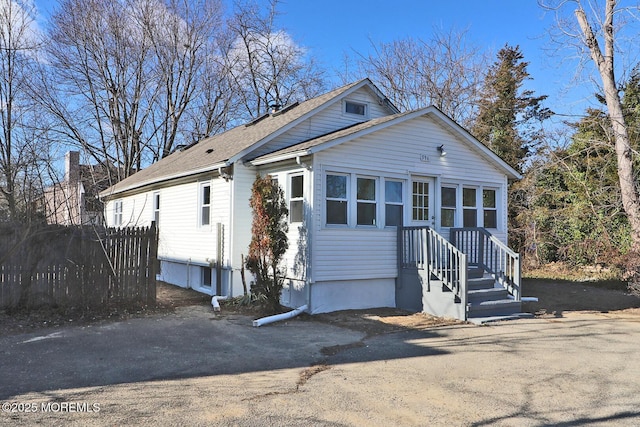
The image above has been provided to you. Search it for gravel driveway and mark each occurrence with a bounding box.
[2,303,640,426]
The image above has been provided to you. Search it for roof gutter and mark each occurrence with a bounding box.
[249,150,310,166]
[100,161,231,199]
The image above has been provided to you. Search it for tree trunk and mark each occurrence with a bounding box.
[576,1,640,257]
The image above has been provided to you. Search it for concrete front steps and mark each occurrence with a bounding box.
[466,267,532,324]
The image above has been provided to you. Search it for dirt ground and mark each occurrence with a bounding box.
[2,278,640,337]
[3,279,640,426]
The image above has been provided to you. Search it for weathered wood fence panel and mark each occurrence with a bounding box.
[0,223,158,310]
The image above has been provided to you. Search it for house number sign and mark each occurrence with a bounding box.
[419,154,429,162]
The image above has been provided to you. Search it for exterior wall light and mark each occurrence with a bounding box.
[438,145,447,157]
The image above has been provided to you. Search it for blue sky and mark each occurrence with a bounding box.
[32,0,601,123]
[274,0,591,122]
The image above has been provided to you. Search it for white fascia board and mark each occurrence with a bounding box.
[249,150,310,166]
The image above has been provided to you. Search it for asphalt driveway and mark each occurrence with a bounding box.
[2,305,640,426]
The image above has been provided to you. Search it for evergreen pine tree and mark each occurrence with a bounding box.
[472,45,551,171]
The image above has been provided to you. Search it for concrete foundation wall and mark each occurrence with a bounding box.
[308,278,395,314]
[159,260,231,296]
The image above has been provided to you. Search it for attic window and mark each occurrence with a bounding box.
[344,100,367,117]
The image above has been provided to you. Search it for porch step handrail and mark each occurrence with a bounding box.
[399,226,467,308]
[450,227,521,301]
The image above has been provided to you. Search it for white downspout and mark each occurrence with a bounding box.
[187,258,191,288]
[211,295,228,311]
[252,305,308,327]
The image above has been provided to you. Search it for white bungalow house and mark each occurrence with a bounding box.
[100,79,524,320]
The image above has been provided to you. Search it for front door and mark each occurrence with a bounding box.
[410,176,435,228]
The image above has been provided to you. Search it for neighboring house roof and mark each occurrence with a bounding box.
[250,106,522,180]
[101,79,397,198]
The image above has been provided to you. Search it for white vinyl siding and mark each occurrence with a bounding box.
[106,192,152,228]
[250,87,392,159]
[253,166,311,282]
[106,177,232,281]
[230,163,259,291]
[312,114,509,282]
[314,228,397,281]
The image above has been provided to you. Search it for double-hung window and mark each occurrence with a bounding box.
[483,189,498,229]
[441,187,457,227]
[200,183,211,226]
[114,200,123,226]
[289,174,304,223]
[357,177,377,226]
[153,192,160,226]
[385,180,403,227]
[463,187,477,227]
[326,174,348,225]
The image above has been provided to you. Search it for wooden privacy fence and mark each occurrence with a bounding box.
[0,223,158,310]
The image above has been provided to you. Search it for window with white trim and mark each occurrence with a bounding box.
[344,100,368,117]
[289,174,304,223]
[441,186,457,227]
[463,187,477,227]
[326,174,348,225]
[114,200,123,226]
[153,192,160,226]
[385,180,403,227]
[356,177,377,226]
[483,189,498,229]
[200,182,211,226]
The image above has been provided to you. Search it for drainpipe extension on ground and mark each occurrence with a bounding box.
[252,305,308,327]
[211,295,228,311]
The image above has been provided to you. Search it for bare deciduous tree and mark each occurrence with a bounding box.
[222,0,326,121]
[38,0,225,183]
[541,0,640,266]
[0,0,45,220]
[139,0,224,159]
[344,27,488,126]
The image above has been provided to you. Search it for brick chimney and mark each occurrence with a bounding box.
[65,151,80,184]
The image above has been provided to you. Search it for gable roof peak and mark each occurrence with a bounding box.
[100,78,397,197]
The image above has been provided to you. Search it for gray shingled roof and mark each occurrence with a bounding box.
[101,80,374,197]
